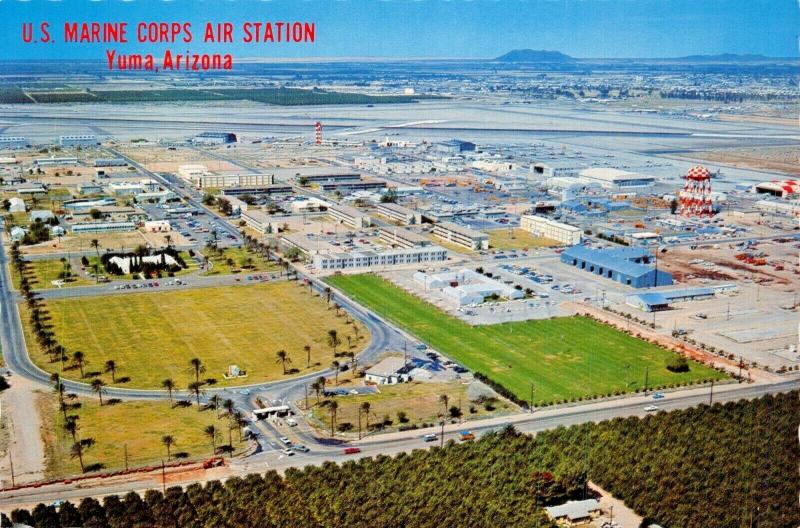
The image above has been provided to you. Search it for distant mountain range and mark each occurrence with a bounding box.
[675,53,775,62]
[492,50,793,63]
[493,49,575,63]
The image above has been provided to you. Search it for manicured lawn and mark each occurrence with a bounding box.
[39,395,246,478]
[308,380,517,435]
[23,282,368,389]
[487,228,561,250]
[327,274,726,405]
[10,258,93,290]
[201,247,279,276]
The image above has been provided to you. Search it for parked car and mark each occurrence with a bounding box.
[644,405,659,412]
[343,447,361,455]
[422,433,438,442]
[459,431,475,441]
[291,445,310,453]
[279,436,291,445]
[281,448,295,456]
[652,393,665,400]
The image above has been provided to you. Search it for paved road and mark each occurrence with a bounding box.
[0,375,796,509]
[0,230,405,408]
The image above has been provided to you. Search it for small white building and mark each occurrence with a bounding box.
[365,357,409,385]
[9,226,25,241]
[7,197,25,213]
[30,210,55,223]
[144,220,171,233]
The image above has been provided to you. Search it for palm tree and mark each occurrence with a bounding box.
[71,441,88,473]
[324,287,333,305]
[162,435,175,461]
[223,399,235,417]
[327,329,341,355]
[209,394,222,416]
[64,416,79,443]
[91,378,106,406]
[439,394,450,417]
[103,360,117,383]
[331,361,340,385]
[188,381,204,407]
[333,303,341,317]
[164,234,172,249]
[189,358,205,383]
[73,351,86,378]
[161,378,176,406]
[275,350,291,375]
[90,239,101,283]
[304,344,312,369]
[328,400,338,437]
[358,401,371,440]
[203,425,218,455]
[311,380,322,404]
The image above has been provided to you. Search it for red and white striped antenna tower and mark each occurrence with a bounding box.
[679,165,714,217]
[314,121,322,145]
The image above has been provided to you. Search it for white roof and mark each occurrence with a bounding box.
[366,357,407,378]
[580,167,647,182]
[544,499,600,520]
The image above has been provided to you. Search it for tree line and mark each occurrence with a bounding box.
[7,391,797,528]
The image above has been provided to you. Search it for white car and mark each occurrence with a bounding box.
[286,418,298,427]
[281,448,295,456]
[644,405,659,412]
[279,436,292,445]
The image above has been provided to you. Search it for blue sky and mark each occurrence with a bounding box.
[1,0,798,60]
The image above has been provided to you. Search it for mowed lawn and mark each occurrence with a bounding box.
[327,274,725,404]
[10,258,93,291]
[40,396,247,478]
[24,282,367,389]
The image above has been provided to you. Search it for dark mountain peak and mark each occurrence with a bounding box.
[493,49,575,63]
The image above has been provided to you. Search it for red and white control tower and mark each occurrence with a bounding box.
[679,165,714,217]
[314,121,322,145]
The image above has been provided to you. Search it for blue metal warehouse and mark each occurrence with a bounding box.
[561,246,673,288]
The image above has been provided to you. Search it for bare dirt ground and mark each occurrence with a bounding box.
[685,146,800,177]
[589,481,643,528]
[0,378,45,485]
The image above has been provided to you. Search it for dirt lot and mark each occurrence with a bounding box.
[687,146,800,177]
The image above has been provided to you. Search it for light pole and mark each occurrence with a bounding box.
[529,383,535,413]
[439,419,445,448]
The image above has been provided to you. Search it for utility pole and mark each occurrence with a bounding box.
[709,380,714,405]
[440,420,445,449]
[644,367,649,395]
[8,452,14,488]
[161,460,166,493]
[124,444,129,471]
[529,383,535,413]
[304,384,309,410]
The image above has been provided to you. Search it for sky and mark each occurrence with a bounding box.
[1,0,798,61]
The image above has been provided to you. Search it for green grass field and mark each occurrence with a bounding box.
[23,282,368,389]
[40,395,246,478]
[201,247,279,276]
[327,274,725,405]
[10,258,93,291]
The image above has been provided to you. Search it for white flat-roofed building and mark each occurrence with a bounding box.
[578,168,654,191]
[329,204,372,229]
[178,164,209,180]
[374,202,422,225]
[314,245,446,271]
[77,182,103,195]
[379,226,431,249]
[520,215,582,245]
[71,221,136,234]
[193,173,274,189]
[365,357,409,385]
[143,220,171,233]
[0,136,28,149]
[755,199,800,216]
[432,221,489,250]
[59,135,97,147]
[135,190,177,204]
[414,268,523,306]
[241,209,281,234]
[108,181,143,196]
[16,183,47,195]
[34,157,78,167]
